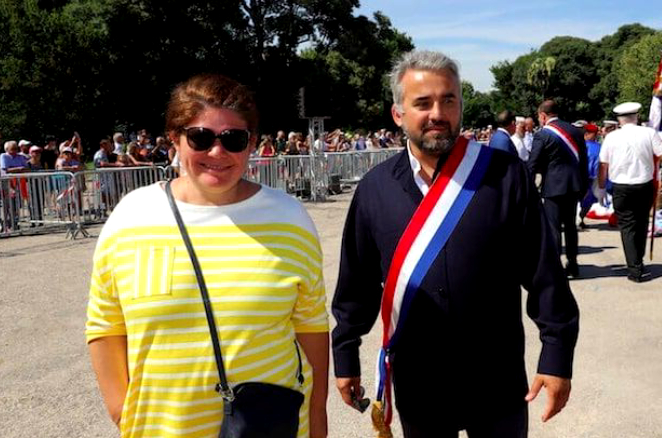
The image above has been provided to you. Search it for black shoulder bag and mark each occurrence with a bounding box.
[165,181,305,438]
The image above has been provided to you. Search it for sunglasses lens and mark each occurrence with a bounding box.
[220,130,249,153]
[186,128,216,151]
[185,128,249,153]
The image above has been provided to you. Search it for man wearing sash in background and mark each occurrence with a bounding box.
[528,100,588,278]
[332,50,579,437]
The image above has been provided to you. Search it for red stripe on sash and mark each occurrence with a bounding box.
[548,122,579,159]
[380,137,469,344]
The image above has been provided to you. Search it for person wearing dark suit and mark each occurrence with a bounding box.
[332,50,579,438]
[488,110,518,156]
[527,100,588,278]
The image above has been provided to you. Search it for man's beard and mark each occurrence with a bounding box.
[406,121,461,156]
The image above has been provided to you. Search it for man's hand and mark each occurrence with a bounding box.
[336,377,364,411]
[594,187,607,206]
[525,374,571,422]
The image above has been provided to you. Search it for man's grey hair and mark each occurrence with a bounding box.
[113,132,124,142]
[617,114,638,126]
[389,50,461,111]
[4,140,17,152]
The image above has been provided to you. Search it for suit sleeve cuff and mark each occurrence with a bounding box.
[333,348,361,377]
[537,342,575,378]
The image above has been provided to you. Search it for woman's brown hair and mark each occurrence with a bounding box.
[165,74,259,136]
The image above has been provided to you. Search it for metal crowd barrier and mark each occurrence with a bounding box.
[1,149,403,239]
[76,166,164,225]
[246,155,322,200]
[324,149,402,186]
[0,171,84,238]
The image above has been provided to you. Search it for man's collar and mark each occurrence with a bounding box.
[545,116,559,125]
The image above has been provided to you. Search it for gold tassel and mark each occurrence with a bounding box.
[371,401,393,438]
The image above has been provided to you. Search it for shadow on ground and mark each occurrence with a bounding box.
[572,263,662,281]
[576,245,617,255]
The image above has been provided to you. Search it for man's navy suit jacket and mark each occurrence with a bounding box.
[332,145,579,424]
[528,119,589,198]
[488,128,518,156]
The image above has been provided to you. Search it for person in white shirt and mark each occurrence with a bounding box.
[511,116,529,161]
[112,132,125,155]
[598,101,662,282]
[524,117,535,152]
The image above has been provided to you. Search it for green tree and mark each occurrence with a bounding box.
[462,81,494,128]
[527,56,556,101]
[299,11,413,130]
[590,24,656,118]
[616,32,662,121]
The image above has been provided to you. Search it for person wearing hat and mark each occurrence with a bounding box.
[578,124,602,228]
[601,120,618,139]
[598,101,662,282]
[528,100,589,278]
[18,140,32,159]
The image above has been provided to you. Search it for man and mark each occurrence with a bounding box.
[511,116,529,161]
[598,102,662,282]
[332,50,579,438]
[112,132,126,155]
[1,141,28,231]
[528,100,588,278]
[275,130,287,154]
[601,120,618,139]
[18,140,32,158]
[579,124,602,228]
[488,110,518,155]
[40,135,58,170]
[94,139,123,169]
[313,133,326,153]
[524,117,535,152]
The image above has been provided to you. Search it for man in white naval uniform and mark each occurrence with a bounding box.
[598,101,662,282]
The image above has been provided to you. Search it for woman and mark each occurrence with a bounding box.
[86,74,329,438]
[257,135,276,157]
[25,146,45,225]
[55,147,83,172]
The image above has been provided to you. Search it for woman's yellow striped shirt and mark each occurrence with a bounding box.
[86,183,328,437]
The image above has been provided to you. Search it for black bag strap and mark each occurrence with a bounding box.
[164,181,303,401]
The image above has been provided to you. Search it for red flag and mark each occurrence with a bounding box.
[654,51,662,97]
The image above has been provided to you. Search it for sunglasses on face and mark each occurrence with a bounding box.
[183,127,251,153]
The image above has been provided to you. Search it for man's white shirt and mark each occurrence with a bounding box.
[407,141,429,195]
[511,133,529,161]
[599,123,662,184]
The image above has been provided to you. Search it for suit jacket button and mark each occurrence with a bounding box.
[438,287,448,299]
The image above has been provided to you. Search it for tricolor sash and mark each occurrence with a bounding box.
[543,123,580,161]
[373,137,493,430]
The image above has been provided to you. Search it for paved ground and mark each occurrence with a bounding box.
[1,189,661,437]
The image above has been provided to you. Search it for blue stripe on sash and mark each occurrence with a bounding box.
[376,347,388,400]
[388,146,493,349]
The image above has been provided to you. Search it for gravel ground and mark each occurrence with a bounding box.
[1,190,661,437]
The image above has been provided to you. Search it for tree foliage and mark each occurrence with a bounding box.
[489,24,660,123]
[0,0,409,142]
[617,32,662,120]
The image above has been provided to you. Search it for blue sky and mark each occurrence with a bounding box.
[356,0,661,91]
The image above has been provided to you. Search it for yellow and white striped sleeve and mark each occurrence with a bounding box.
[292,238,328,333]
[86,237,126,343]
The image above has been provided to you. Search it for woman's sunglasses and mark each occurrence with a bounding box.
[184,127,251,153]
